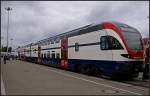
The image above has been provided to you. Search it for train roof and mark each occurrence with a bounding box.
[35,22,104,45]
[18,21,135,48]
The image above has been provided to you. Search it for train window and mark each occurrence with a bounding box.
[100,36,109,50]
[51,41,54,44]
[55,40,60,43]
[55,38,60,43]
[34,49,36,53]
[47,51,50,58]
[109,36,123,49]
[56,53,60,59]
[44,53,46,58]
[100,36,123,50]
[75,42,79,52]
[52,53,55,59]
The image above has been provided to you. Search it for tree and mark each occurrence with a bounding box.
[0,46,12,52]
[8,47,12,52]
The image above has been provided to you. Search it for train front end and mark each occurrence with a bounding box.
[104,22,144,78]
[119,23,144,78]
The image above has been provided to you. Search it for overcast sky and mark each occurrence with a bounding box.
[1,1,149,49]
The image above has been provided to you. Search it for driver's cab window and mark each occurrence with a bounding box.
[109,36,123,49]
[100,36,109,50]
[100,36,123,50]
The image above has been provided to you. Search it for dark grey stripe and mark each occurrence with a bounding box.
[68,42,100,48]
[41,42,100,50]
[42,47,61,50]
[79,42,100,47]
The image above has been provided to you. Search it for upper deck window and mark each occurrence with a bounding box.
[78,24,103,35]
[55,40,60,43]
[51,41,54,44]
[48,42,50,45]
[34,49,36,53]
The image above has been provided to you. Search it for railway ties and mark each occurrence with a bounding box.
[122,79,149,88]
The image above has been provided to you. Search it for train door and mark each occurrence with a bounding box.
[18,51,20,59]
[30,45,31,57]
[51,52,56,65]
[60,38,69,69]
[37,45,41,64]
[99,30,113,60]
[99,30,114,75]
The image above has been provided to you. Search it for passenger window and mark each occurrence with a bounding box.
[52,53,55,59]
[55,40,60,43]
[56,53,60,59]
[47,51,50,58]
[44,53,47,58]
[51,41,54,44]
[34,49,36,53]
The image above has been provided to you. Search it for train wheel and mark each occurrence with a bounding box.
[89,65,102,77]
[76,64,81,73]
[80,64,91,75]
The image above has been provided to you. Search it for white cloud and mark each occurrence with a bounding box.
[1,1,149,49]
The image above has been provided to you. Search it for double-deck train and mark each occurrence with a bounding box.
[15,21,144,79]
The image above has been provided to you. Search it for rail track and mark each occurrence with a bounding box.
[94,73,149,88]
[122,79,149,88]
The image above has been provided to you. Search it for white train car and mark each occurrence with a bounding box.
[17,21,144,79]
[19,46,26,59]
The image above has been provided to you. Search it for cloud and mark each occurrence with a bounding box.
[86,1,149,37]
[1,1,149,49]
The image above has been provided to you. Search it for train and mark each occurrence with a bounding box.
[14,21,144,79]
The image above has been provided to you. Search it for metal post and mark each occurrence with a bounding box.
[5,7,12,56]
[10,38,13,53]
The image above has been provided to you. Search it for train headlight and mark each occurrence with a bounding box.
[121,54,131,59]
